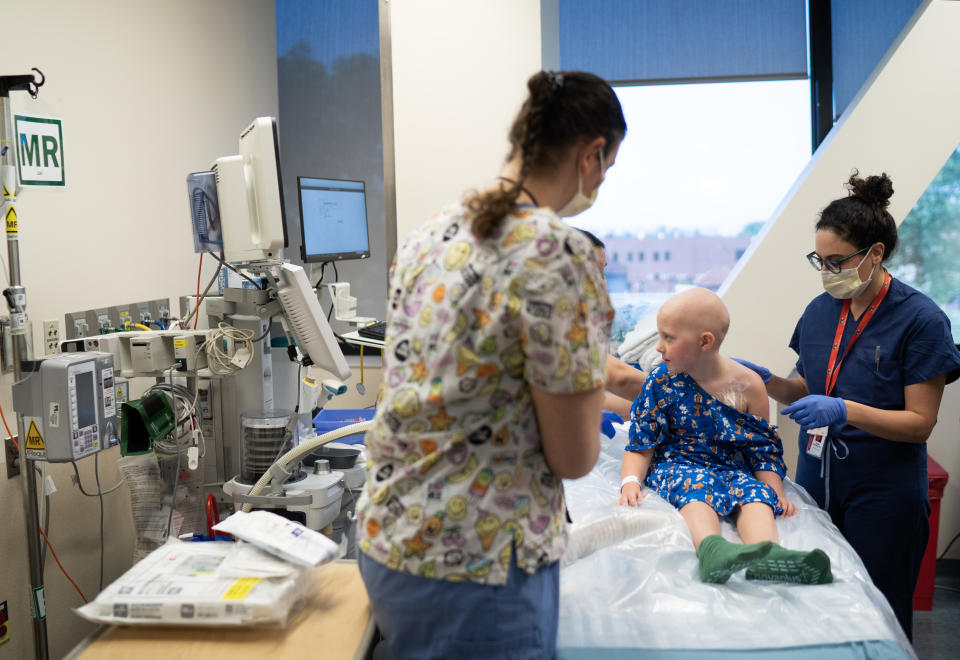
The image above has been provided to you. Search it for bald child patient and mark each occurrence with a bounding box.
[619,288,832,584]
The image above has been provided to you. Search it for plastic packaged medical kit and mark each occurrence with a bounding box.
[76,539,309,627]
[213,509,340,567]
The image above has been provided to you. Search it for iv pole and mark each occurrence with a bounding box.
[1,68,48,660]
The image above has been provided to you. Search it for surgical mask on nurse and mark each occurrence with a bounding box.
[557,150,606,217]
[821,251,876,299]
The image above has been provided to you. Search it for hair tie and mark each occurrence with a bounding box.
[548,71,564,90]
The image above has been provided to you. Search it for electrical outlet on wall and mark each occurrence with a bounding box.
[4,436,19,478]
[43,319,60,356]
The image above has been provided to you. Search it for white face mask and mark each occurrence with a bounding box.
[821,252,876,299]
[557,151,605,218]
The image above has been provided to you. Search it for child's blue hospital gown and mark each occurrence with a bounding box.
[627,363,787,517]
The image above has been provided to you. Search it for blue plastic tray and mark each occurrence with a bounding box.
[313,408,375,444]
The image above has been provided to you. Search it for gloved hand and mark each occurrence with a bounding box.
[781,395,846,431]
[600,411,624,438]
[732,358,772,384]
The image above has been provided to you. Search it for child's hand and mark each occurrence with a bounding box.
[778,497,797,517]
[618,482,644,507]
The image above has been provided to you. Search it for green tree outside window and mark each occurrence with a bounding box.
[887,146,960,341]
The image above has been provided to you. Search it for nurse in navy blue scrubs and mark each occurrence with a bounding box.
[737,172,960,640]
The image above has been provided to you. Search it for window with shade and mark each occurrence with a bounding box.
[275,0,387,328]
[557,0,812,348]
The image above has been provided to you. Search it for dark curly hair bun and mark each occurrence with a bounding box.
[818,170,899,260]
[848,170,894,209]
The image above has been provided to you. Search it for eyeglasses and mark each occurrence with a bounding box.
[805,246,870,273]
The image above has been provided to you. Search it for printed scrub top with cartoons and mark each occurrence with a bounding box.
[356,202,613,585]
[627,364,788,516]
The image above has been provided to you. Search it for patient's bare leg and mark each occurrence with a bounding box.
[687,502,775,584]
[679,501,721,549]
[736,502,779,545]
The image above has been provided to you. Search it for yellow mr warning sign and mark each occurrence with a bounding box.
[25,418,45,458]
[5,206,17,234]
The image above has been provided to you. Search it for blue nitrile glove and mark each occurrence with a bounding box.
[781,395,847,432]
[732,358,772,384]
[601,411,623,438]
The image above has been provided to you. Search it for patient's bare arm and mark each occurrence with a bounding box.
[754,470,797,517]
[618,449,653,507]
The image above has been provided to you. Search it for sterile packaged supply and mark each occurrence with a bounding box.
[76,539,309,627]
[213,509,340,567]
[216,541,301,579]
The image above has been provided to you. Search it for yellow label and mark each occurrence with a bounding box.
[2,183,11,198]
[222,577,260,600]
[25,420,44,450]
[173,339,189,348]
[4,206,17,234]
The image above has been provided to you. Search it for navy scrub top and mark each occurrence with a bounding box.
[789,276,960,491]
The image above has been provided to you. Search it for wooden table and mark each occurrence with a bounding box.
[68,561,374,660]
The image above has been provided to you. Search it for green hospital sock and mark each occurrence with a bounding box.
[744,544,833,585]
[696,534,773,584]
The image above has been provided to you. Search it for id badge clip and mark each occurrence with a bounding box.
[806,426,828,458]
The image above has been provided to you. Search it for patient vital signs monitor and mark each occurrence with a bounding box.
[298,177,371,263]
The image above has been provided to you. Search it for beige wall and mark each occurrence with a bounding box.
[1,1,278,657]
[388,0,543,243]
[721,0,960,557]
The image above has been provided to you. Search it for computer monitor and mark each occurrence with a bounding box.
[212,117,289,263]
[298,177,371,263]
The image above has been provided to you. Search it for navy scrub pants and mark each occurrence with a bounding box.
[797,438,930,641]
[358,549,560,659]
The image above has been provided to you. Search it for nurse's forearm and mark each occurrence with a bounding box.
[843,375,945,444]
[843,402,933,444]
[765,375,808,406]
[603,393,632,418]
[606,355,647,401]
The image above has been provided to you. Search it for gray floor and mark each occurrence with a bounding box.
[913,559,960,660]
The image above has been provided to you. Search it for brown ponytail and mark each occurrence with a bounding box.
[467,71,626,239]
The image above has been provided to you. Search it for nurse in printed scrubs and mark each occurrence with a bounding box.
[737,171,960,640]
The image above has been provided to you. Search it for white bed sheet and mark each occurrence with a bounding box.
[559,427,915,658]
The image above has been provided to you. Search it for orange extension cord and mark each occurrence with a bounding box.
[38,526,89,603]
[0,400,18,452]
[0,400,87,603]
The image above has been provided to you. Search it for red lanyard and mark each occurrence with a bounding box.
[825,271,892,396]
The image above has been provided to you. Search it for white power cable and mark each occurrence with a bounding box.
[204,322,255,375]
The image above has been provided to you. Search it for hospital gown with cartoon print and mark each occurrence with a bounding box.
[627,363,787,516]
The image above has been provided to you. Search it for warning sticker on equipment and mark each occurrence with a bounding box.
[4,206,17,234]
[10,312,25,335]
[25,417,45,459]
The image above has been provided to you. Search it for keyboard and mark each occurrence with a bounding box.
[357,320,387,341]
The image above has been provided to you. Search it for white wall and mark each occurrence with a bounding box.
[721,0,960,557]
[389,0,544,242]
[0,1,278,657]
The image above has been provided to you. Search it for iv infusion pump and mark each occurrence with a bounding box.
[12,352,118,462]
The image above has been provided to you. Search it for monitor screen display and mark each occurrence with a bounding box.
[298,177,371,262]
[75,371,96,429]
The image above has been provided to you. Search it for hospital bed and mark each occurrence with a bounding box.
[558,428,915,660]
